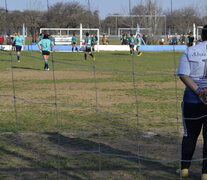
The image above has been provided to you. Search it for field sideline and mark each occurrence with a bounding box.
[0,51,203,179]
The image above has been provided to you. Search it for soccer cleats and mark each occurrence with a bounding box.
[202,174,207,180]
[176,168,189,178]
[137,52,142,56]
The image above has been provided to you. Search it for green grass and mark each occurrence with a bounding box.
[0,50,201,180]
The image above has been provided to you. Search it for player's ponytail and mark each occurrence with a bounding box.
[201,25,207,41]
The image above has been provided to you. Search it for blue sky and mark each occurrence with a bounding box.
[1,0,207,19]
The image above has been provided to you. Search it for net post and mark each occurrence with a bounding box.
[97,29,99,52]
[80,23,83,49]
[193,23,196,45]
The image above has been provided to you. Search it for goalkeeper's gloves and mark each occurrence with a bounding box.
[195,87,207,105]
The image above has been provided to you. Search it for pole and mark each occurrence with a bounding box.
[88,0,90,31]
[23,24,25,50]
[154,0,157,35]
[47,0,49,11]
[5,0,8,36]
[115,17,118,36]
[80,23,83,48]
[193,23,196,44]
[129,0,132,32]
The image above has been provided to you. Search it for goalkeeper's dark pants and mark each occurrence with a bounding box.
[181,102,207,173]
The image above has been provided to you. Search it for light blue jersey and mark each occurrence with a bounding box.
[13,35,24,46]
[137,37,141,46]
[38,39,54,52]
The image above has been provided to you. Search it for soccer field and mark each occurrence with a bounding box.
[0,51,202,179]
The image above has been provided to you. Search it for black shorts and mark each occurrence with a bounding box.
[73,42,77,45]
[187,42,193,47]
[16,45,22,52]
[130,45,134,48]
[42,51,50,55]
[85,47,91,52]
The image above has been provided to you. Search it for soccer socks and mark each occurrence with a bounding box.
[84,53,94,60]
[76,47,78,52]
[90,54,94,58]
[17,54,20,61]
[72,47,74,52]
[44,61,49,70]
[92,48,95,52]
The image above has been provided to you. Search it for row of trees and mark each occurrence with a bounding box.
[0,0,207,37]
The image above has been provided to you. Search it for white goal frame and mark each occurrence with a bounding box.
[40,24,100,52]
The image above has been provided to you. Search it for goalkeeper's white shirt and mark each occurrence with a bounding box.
[177,41,207,103]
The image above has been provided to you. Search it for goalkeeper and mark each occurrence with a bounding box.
[177,25,207,180]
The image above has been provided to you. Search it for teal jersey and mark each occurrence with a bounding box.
[38,39,54,52]
[13,35,24,46]
[91,36,97,45]
[85,37,92,48]
[129,37,135,45]
[72,36,77,43]
[137,37,141,46]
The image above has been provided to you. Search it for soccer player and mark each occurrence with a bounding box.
[12,32,25,62]
[120,31,123,44]
[177,25,207,180]
[84,32,95,61]
[11,33,16,51]
[0,35,4,45]
[72,33,78,52]
[38,33,44,42]
[91,33,98,52]
[38,34,54,71]
[136,33,142,56]
[187,32,194,47]
[129,34,135,55]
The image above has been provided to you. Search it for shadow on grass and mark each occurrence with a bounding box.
[0,59,11,62]
[0,132,201,180]
[112,52,128,56]
[12,66,41,71]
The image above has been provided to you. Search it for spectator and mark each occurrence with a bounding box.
[6,35,12,45]
[0,35,4,45]
[122,32,128,45]
[102,34,108,45]
[187,32,194,47]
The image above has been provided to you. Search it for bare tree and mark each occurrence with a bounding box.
[164,7,202,34]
